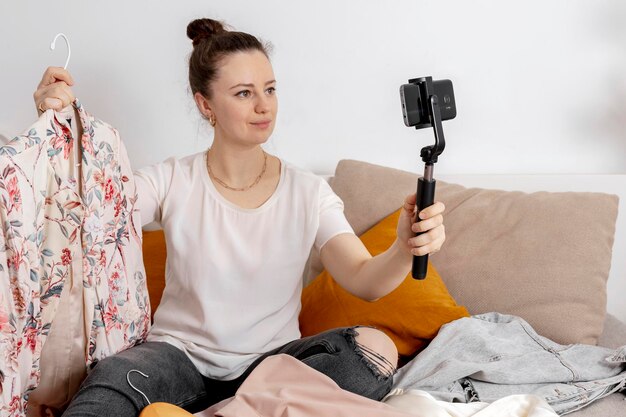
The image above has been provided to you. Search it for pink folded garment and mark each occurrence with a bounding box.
[201,354,415,417]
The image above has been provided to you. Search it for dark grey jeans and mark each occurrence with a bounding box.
[60,326,396,416]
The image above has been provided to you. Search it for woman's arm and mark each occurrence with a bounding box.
[319,196,445,302]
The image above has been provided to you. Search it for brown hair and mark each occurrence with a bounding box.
[187,18,271,99]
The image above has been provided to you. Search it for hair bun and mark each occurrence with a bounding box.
[187,18,226,46]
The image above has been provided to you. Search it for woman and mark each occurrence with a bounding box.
[33,18,446,416]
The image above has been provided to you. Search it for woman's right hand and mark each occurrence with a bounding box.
[33,67,76,116]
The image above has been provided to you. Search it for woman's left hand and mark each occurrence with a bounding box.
[396,193,446,257]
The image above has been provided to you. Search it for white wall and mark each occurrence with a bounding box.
[1,1,625,175]
[1,1,625,320]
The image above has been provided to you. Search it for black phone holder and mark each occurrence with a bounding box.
[400,76,456,279]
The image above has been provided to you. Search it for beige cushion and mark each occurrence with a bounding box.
[323,159,619,346]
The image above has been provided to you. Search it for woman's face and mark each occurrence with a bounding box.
[205,50,277,147]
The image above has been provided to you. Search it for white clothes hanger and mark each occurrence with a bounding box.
[50,32,71,69]
[49,33,80,167]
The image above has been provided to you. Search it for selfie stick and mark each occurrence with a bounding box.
[412,78,446,280]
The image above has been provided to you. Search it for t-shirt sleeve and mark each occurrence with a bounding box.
[133,159,174,228]
[314,178,355,252]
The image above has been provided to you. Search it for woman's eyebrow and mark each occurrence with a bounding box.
[229,80,276,90]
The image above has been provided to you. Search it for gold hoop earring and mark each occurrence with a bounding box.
[208,114,216,127]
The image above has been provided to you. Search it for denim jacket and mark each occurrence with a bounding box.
[392,313,626,415]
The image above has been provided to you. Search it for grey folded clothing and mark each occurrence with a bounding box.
[393,313,626,415]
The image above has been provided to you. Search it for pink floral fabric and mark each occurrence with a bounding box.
[0,99,151,416]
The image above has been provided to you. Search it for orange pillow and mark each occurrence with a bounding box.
[299,208,469,362]
[139,403,194,416]
[142,230,167,319]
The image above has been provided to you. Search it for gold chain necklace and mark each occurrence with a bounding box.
[206,148,267,192]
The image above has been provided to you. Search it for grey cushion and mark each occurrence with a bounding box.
[568,392,626,417]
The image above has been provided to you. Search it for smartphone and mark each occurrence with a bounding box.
[400,78,456,129]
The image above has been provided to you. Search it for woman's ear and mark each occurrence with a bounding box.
[194,92,213,119]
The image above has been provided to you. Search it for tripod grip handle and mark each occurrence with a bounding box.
[412,177,436,279]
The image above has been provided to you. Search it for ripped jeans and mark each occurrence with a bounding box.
[60,326,396,417]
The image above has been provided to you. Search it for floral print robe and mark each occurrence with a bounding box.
[0,99,151,416]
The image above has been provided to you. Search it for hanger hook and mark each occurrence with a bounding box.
[50,33,71,70]
[126,369,152,406]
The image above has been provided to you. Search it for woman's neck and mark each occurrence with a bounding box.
[207,141,267,188]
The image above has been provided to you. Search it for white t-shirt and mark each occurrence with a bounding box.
[134,151,354,380]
